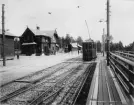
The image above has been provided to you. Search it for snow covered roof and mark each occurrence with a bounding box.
[28,28,57,38]
[0,29,15,37]
[29,28,50,37]
[77,44,82,47]
[56,44,59,47]
[44,30,57,38]
[85,38,94,42]
[71,43,82,48]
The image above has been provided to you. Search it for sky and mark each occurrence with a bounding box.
[0,0,134,46]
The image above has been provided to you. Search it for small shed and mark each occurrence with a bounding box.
[71,43,82,51]
[0,29,15,59]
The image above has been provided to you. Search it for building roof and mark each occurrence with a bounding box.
[0,29,15,37]
[85,38,94,42]
[28,28,57,38]
[71,43,82,48]
[29,28,49,37]
[44,30,57,38]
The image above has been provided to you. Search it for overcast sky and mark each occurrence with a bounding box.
[0,0,134,46]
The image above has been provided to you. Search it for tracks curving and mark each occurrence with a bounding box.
[0,62,77,103]
[0,58,97,105]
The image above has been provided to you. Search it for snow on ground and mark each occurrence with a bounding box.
[0,51,81,85]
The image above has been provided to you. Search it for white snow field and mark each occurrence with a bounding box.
[0,51,81,85]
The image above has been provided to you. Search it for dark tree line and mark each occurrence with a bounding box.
[104,41,134,52]
[109,41,124,51]
[57,34,134,52]
[57,34,83,48]
[96,41,101,52]
[124,42,134,51]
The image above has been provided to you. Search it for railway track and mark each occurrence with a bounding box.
[0,62,80,103]
[0,58,96,105]
[51,63,96,105]
[29,63,96,105]
[0,62,69,87]
[66,56,83,62]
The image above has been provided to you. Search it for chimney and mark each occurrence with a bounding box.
[36,26,40,30]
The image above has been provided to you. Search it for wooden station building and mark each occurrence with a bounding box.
[20,27,59,56]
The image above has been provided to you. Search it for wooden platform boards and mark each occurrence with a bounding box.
[86,56,128,105]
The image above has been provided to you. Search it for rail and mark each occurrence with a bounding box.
[124,51,134,55]
[115,51,134,61]
[109,52,134,99]
[29,63,91,105]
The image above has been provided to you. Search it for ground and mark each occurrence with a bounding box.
[0,51,81,85]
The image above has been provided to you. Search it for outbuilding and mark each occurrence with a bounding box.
[71,43,82,51]
[0,29,16,59]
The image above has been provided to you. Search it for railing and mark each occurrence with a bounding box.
[124,51,134,55]
[109,52,134,99]
[115,51,134,61]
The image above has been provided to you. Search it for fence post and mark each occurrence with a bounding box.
[128,65,133,96]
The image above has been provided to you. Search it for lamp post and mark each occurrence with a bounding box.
[102,28,105,56]
[99,20,106,56]
[96,41,97,54]
[14,37,20,59]
[107,0,110,66]
[99,0,110,66]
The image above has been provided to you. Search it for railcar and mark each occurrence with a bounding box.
[82,39,96,61]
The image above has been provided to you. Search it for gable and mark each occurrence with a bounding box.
[21,28,35,37]
[21,28,35,43]
[21,27,59,43]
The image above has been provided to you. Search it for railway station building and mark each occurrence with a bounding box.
[20,27,59,56]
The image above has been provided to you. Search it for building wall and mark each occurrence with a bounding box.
[20,29,36,55]
[50,35,58,54]
[20,30,51,56]
[50,43,56,54]
[20,28,59,56]
[0,35,15,58]
[41,37,50,55]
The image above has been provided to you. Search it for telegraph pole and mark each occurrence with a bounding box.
[102,28,105,56]
[2,4,6,66]
[107,0,110,66]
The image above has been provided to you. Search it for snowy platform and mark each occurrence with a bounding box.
[0,52,81,85]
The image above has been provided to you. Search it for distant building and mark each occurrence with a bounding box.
[71,43,82,51]
[85,38,94,42]
[0,29,16,59]
[20,27,59,56]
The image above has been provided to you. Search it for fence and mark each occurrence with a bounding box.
[109,52,134,98]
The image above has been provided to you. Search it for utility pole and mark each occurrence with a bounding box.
[2,4,6,66]
[107,0,110,66]
[102,28,105,56]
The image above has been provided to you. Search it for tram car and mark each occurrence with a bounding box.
[82,39,97,61]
